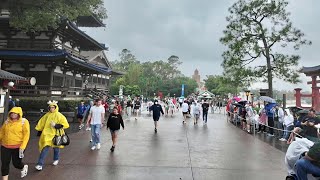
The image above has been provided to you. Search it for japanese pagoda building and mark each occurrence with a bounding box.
[0,11,122,99]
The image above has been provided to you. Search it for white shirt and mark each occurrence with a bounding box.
[283,114,294,126]
[90,105,105,125]
[182,103,189,112]
[278,108,285,123]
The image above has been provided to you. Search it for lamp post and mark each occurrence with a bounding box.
[245,90,250,101]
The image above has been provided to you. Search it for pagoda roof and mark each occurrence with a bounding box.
[76,15,105,27]
[0,69,27,81]
[301,65,320,76]
[58,21,108,51]
[0,50,124,75]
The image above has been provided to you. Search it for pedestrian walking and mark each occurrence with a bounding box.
[181,100,189,124]
[77,101,87,130]
[191,102,200,125]
[107,107,124,152]
[202,99,210,124]
[0,107,30,179]
[8,96,15,112]
[87,99,105,150]
[35,101,69,171]
[149,100,164,133]
[126,99,133,120]
[134,98,141,120]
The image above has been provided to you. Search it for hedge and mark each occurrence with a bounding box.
[17,98,86,112]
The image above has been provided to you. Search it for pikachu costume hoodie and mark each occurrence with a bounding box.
[0,107,30,150]
[35,103,69,151]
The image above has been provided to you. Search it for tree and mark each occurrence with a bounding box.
[220,0,311,97]
[204,75,239,96]
[112,49,140,72]
[1,0,107,31]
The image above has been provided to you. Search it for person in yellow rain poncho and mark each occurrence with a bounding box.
[0,107,30,179]
[34,102,69,171]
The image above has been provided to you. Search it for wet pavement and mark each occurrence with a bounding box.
[8,111,287,180]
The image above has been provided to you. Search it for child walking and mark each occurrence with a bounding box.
[107,107,124,152]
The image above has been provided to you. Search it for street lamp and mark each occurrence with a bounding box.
[245,90,250,101]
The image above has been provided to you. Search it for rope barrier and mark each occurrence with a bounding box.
[226,110,305,138]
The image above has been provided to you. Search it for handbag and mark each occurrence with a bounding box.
[52,129,70,146]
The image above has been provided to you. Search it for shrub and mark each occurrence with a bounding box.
[17,98,85,112]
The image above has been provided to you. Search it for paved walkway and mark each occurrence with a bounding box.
[10,112,286,180]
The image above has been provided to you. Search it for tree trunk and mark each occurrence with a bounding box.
[261,33,273,98]
[266,56,273,98]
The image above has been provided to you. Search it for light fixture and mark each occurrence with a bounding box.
[8,81,14,87]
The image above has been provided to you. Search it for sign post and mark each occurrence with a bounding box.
[181,84,185,97]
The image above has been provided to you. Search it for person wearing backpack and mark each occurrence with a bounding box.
[202,99,210,124]
[0,107,30,179]
[35,101,69,171]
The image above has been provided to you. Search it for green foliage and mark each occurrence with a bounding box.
[4,0,107,31]
[220,0,311,97]
[204,75,240,96]
[18,98,84,112]
[110,50,196,97]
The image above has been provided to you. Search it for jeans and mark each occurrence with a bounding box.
[268,117,274,135]
[296,158,320,180]
[203,111,208,123]
[274,120,283,137]
[37,146,60,166]
[91,124,101,147]
[282,125,294,140]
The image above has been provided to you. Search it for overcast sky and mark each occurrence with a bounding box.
[82,0,320,91]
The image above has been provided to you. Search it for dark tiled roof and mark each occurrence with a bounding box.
[301,65,320,75]
[0,50,123,75]
[0,69,26,80]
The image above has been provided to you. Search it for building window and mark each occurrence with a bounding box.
[53,75,63,86]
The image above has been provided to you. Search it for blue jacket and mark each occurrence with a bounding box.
[265,103,276,118]
[77,105,87,115]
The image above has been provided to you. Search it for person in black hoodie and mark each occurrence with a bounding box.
[107,107,124,152]
[149,100,164,133]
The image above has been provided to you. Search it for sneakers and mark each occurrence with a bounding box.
[267,133,275,137]
[96,143,101,150]
[21,165,28,178]
[110,146,115,152]
[257,131,261,133]
[279,138,287,142]
[79,124,84,130]
[86,127,91,131]
[53,160,59,166]
[35,165,42,171]
[91,146,96,150]
[90,139,92,142]
[154,128,157,133]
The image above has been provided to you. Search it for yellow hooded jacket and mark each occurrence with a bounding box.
[0,107,30,150]
[35,103,69,152]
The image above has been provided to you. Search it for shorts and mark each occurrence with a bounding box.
[110,129,119,135]
[183,112,188,115]
[153,117,160,121]
[134,106,140,110]
[77,114,83,119]
[194,114,200,119]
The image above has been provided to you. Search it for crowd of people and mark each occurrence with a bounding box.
[226,97,320,180]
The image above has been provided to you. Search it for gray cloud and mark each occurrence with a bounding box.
[82,0,320,90]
